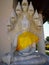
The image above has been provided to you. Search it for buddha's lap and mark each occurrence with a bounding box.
[16,31,39,51]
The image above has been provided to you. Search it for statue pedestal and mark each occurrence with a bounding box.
[10,52,48,65]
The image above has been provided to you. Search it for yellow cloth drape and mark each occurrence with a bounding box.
[16,32,39,51]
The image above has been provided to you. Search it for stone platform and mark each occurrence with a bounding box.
[10,52,48,65]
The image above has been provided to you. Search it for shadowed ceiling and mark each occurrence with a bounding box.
[13,0,49,23]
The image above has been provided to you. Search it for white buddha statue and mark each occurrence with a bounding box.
[14,15,39,55]
[2,1,47,65]
[13,0,39,56]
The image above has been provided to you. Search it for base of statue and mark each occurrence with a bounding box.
[10,52,48,65]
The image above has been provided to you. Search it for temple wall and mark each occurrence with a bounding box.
[0,0,13,57]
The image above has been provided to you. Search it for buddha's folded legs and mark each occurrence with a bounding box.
[10,52,48,65]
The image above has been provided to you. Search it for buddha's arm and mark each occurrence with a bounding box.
[31,43,36,51]
[11,32,22,52]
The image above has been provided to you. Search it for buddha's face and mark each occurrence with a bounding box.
[22,25,29,32]
[22,3,28,12]
[21,21,29,31]
[21,15,30,32]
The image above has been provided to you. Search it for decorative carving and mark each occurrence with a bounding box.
[33,10,43,27]
[28,2,34,16]
[16,2,22,17]
[7,9,17,32]
[7,0,43,33]
[22,0,28,12]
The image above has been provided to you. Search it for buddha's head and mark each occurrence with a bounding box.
[21,15,30,32]
[22,0,28,12]
[16,2,22,17]
[28,2,34,16]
